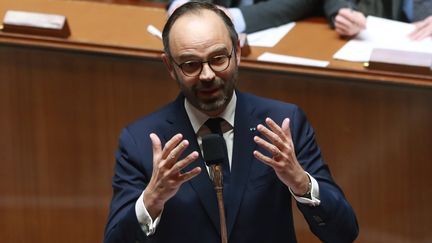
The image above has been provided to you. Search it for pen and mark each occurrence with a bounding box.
[147,24,162,40]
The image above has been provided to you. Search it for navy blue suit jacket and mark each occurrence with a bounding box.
[104,91,358,243]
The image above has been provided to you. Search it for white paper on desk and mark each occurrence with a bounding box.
[258,52,329,67]
[333,16,432,62]
[247,22,295,47]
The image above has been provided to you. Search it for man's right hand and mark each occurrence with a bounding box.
[334,8,366,37]
[143,133,201,220]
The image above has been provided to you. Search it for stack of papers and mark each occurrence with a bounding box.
[258,52,329,67]
[247,22,295,47]
[333,16,432,62]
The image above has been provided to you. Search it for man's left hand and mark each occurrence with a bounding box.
[410,16,432,41]
[253,117,309,196]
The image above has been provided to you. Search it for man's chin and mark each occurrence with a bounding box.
[197,97,226,111]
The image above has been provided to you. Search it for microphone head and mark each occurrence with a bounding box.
[202,134,226,166]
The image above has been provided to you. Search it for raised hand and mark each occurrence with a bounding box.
[143,133,201,219]
[253,118,309,196]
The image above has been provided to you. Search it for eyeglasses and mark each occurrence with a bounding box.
[172,49,234,77]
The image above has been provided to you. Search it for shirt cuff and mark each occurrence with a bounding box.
[135,191,162,236]
[290,172,321,206]
[228,8,246,33]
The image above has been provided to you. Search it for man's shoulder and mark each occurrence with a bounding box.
[239,92,299,111]
[125,96,183,133]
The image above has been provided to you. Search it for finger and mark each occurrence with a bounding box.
[410,22,432,40]
[264,118,289,149]
[281,118,292,142]
[150,133,162,164]
[161,133,183,160]
[335,16,355,36]
[254,135,281,158]
[265,118,287,141]
[353,11,367,29]
[335,26,351,37]
[167,151,201,182]
[178,166,202,183]
[256,123,281,149]
[337,8,355,19]
[335,23,350,36]
[335,11,365,36]
[253,150,277,167]
[165,139,190,167]
[335,14,353,28]
[177,152,201,182]
[172,151,199,173]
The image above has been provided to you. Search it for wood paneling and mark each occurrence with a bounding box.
[0,44,177,243]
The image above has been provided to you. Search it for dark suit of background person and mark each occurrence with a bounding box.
[226,0,321,33]
[104,2,358,243]
[169,0,322,33]
[351,0,410,22]
[322,0,412,22]
[169,0,355,33]
[351,0,432,22]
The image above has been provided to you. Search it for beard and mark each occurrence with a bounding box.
[176,70,238,113]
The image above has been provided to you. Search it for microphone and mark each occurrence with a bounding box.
[202,134,228,243]
[202,134,226,184]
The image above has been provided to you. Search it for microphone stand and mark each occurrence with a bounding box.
[209,164,228,243]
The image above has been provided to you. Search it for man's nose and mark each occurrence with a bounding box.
[199,62,216,81]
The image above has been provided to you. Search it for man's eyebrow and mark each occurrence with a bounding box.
[176,46,230,61]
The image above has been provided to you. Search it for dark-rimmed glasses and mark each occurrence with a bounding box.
[172,49,234,77]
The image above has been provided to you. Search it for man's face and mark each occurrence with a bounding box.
[163,10,241,116]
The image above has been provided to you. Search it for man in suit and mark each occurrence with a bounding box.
[104,2,358,242]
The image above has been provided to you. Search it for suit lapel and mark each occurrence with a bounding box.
[226,91,260,236]
[164,95,221,234]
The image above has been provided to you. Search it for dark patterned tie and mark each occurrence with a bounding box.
[412,0,432,22]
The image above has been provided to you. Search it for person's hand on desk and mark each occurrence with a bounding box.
[409,16,432,41]
[334,8,366,37]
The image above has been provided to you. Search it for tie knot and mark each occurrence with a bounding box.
[205,117,225,135]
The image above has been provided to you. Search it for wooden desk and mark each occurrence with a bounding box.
[1,1,431,243]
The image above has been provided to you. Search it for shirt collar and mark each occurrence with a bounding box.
[185,92,236,134]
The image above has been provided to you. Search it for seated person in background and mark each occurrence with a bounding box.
[168,0,323,33]
[333,0,432,40]
[168,0,366,34]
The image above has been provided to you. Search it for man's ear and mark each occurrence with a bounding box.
[235,39,241,65]
[161,53,177,80]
